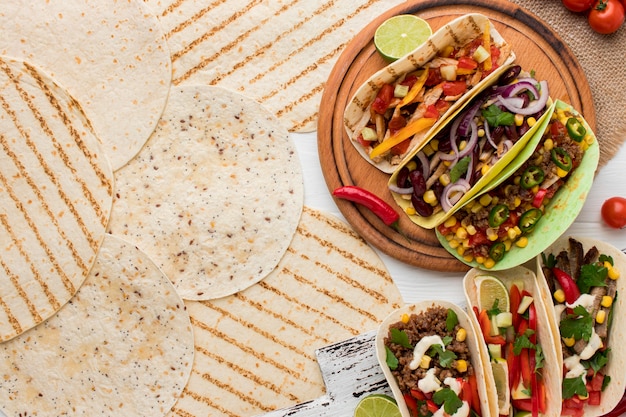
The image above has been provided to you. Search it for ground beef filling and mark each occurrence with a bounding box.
[384,306,474,393]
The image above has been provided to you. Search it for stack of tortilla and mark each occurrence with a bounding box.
[0,1,407,416]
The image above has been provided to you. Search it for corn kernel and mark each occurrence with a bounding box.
[420,355,432,369]
[556,167,569,178]
[406,161,418,172]
[563,336,575,347]
[554,289,566,303]
[422,143,435,157]
[514,114,524,126]
[405,206,416,216]
[543,138,554,151]
[481,164,490,176]
[483,258,496,269]
[514,197,521,208]
[462,238,471,248]
[439,173,451,186]
[479,194,492,206]
[578,393,589,401]
[527,116,537,127]
[507,228,518,240]
[463,254,474,263]
[444,159,452,167]
[449,239,460,249]
[456,327,467,342]
[585,134,595,145]
[456,246,466,256]
[477,128,485,138]
[513,175,521,186]
[459,140,467,151]
[515,237,529,248]
[601,296,613,308]
[596,310,606,325]
[423,190,438,205]
[430,139,439,151]
[465,224,477,236]
[444,217,457,228]
[531,185,539,194]
[455,227,468,240]
[609,266,620,280]
[455,359,468,373]
[471,202,484,214]
[504,240,512,251]
[475,256,485,265]
[487,228,498,241]
[401,313,410,323]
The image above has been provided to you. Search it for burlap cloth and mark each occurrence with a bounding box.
[510,0,626,168]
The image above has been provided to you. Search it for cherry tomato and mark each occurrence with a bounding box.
[562,0,595,12]
[588,0,625,34]
[601,196,626,228]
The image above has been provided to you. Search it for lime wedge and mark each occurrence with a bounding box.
[374,15,432,62]
[476,275,510,312]
[492,358,511,414]
[354,394,401,417]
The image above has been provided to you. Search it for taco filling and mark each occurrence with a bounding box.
[540,238,620,417]
[355,24,512,168]
[391,65,549,221]
[436,104,592,268]
[384,305,483,417]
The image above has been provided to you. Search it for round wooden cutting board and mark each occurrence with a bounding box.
[318,0,595,272]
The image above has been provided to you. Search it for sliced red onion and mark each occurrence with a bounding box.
[388,183,414,195]
[441,179,471,212]
[497,80,549,115]
[457,120,478,159]
[464,151,475,182]
[415,150,430,179]
[437,150,457,162]
[483,119,497,149]
[501,80,540,99]
[457,100,483,136]
[499,96,526,109]
[448,116,462,157]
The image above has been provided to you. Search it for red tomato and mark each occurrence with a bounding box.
[588,0,625,34]
[371,83,394,114]
[601,196,626,228]
[562,0,595,12]
[457,56,478,70]
[442,81,467,97]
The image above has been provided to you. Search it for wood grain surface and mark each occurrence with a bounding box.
[318,0,595,272]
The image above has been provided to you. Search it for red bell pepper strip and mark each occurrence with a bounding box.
[510,284,522,329]
[532,188,548,208]
[552,267,581,304]
[467,373,481,414]
[520,348,532,388]
[371,83,394,114]
[403,392,419,417]
[530,352,539,417]
[506,342,520,391]
[477,309,506,345]
[528,302,537,344]
[332,185,400,231]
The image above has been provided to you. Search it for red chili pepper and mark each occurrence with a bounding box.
[332,185,401,230]
[552,267,581,304]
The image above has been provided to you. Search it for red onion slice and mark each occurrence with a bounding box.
[457,120,478,159]
[388,183,414,195]
[441,179,471,212]
[497,80,549,116]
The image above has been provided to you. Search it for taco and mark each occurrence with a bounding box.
[344,13,515,173]
[436,100,596,268]
[388,65,552,229]
[463,267,562,416]
[537,236,626,417]
[375,301,495,417]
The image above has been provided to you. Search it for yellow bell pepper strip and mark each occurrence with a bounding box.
[369,117,437,159]
[482,21,492,71]
[397,68,429,109]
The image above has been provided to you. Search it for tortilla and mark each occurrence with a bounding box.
[463,266,562,417]
[345,13,516,173]
[167,206,403,417]
[536,236,626,417]
[107,85,303,300]
[375,300,495,417]
[0,56,114,343]
[142,0,405,132]
[0,0,172,170]
[0,234,195,417]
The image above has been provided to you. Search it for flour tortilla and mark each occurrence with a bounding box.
[463,266,562,417]
[167,206,404,417]
[143,0,405,132]
[107,85,303,300]
[0,234,195,417]
[0,0,172,170]
[0,56,114,343]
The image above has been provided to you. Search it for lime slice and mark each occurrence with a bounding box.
[354,394,401,417]
[476,275,510,312]
[492,358,511,414]
[374,14,432,62]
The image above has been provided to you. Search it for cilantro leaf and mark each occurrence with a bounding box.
[560,306,593,342]
[513,330,536,355]
[582,348,610,375]
[429,344,457,368]
[390,328,413,348]
[446,308,459,333]
[542,252,556,268]
[577,264,608,294]
[599,254,614,266]
[482,104,515,127]
[535,343,545,371]
[449,156,471,183]
[442,336,453,346]
[487,298,502,318]
[385,346,399,370]
[433,387,463,415]
[563,376,587,399]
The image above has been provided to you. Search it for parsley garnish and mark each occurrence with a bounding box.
[542,252,557,268]
[385,346,399,370]
[513,329,536,355]
[535,343,545,371]
[482,104,515,127]
[433,387,463,415]
[449,156,471,183]
[487,299,502,318]
[446,309,459,333]
[578,264,608,293]
[582,348,610,375]
[390,328,413,348]
[560,306,593,342]
[429,344,457,368]
[600,254,614,266]
[563,376,587,399]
